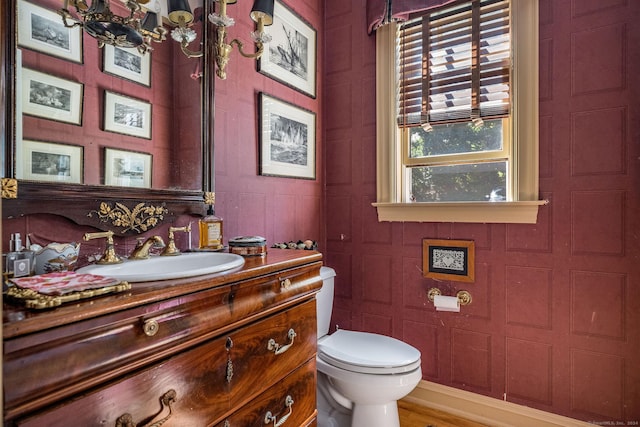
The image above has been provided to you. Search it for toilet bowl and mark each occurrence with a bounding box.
[316,267,422,427]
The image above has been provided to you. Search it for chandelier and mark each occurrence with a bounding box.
[59,0,275,79]
[59,0,168,54]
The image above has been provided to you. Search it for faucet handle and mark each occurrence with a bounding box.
[83,231,123,265]
[162,224,192,256]
[134,237,145,248]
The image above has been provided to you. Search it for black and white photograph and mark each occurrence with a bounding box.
[30,80,71,109]
[270,114,308,165]
[17,0,83,63]
[270,17,308,81]
[104,91,152,139]
[259,93,315,179]
[103,45,151,87]
[104,148,152,188]
[20,140,83,184]
[21,68,84,125]
[258,1,317,98]
[31,151,71,177]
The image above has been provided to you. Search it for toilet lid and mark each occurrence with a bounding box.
[318,330,421,375]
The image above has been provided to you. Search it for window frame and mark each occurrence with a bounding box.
[373,0,546,224]
[402,118,513,202]
[402,119,512,168]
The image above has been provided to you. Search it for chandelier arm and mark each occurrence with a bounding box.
[125,1,141,19]
[58,9,82,29]
[229,39,264,59]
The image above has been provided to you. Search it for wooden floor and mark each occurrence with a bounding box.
[398,399,490,427]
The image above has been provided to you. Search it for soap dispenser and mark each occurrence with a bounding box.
[198,205,224,250]
[5,233,35,278]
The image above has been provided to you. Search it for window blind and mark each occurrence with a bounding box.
[398,0,510,127]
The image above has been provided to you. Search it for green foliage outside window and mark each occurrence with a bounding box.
[408,121,507,202]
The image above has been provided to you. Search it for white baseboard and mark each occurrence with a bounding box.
[404,380,593,427]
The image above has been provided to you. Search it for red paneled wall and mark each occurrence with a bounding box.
[322,0,639,423]
[212,0,323,244]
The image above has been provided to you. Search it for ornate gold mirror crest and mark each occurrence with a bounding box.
[2,178,17,199]
[88,202,169,234]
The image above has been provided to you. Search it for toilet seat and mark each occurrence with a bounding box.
[318,330,421,375]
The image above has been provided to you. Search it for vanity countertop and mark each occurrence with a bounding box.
[3,248,323,339]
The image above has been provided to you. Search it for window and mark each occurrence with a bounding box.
[373,0,546,223]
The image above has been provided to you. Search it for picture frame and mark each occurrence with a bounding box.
[19,139,83,184]
[104,91,152,139]
[21,68,84,125]
[17,0,83,64]
[104,148,152,188]
[422,239,475,283]
[103,44,151,87]
[259,93,316,180]
[258,0,317,98]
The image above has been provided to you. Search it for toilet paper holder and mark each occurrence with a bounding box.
[427,287,472,306]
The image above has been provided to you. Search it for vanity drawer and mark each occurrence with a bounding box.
[226,298,317,407]
[15,300,317,426]
[4,263,321,419]
[215,358,318,427]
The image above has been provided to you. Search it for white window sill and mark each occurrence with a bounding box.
[372,200,549,224]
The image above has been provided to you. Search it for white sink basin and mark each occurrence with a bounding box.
[76,252,245,282]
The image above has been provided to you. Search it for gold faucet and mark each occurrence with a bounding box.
[161,224,192,256]
[83,231,123,265]
[129,236,166,260]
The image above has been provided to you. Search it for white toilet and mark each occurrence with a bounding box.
[316,266,422,427]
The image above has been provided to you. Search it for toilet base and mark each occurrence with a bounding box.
[317,373,352,427]
[317,400,351,427]
[317,400,400,427]
[317,371,402,427]
[352,403,400,427]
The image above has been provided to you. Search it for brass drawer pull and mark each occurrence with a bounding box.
[143,319,159,337]
[280,278,292,289]
[115,389,177,427]
[267,329,297,355]
[264,395,294,426]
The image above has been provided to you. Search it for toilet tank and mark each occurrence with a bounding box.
[317,266,336,338]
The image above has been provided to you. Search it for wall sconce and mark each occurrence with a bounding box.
[211,0,274,79]
[168,0,274,79]
[59,0,168,54]
[166,0,203,58]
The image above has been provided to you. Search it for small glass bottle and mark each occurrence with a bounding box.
[5,233,35,278]
[199,205,224,250]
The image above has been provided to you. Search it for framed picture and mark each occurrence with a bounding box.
[258,0,317,98]
[17,0,83,64]
[104,148,152,188]
[422,239,475,283]
[103,45,151,87]
[104,91,152,139]
[19,140,83,183]
[21,68,84,125]
[259,93,316,179]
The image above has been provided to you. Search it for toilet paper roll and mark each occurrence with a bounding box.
[434,295,460,312]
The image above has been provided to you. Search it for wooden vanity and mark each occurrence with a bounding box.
[3,249,322,426]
